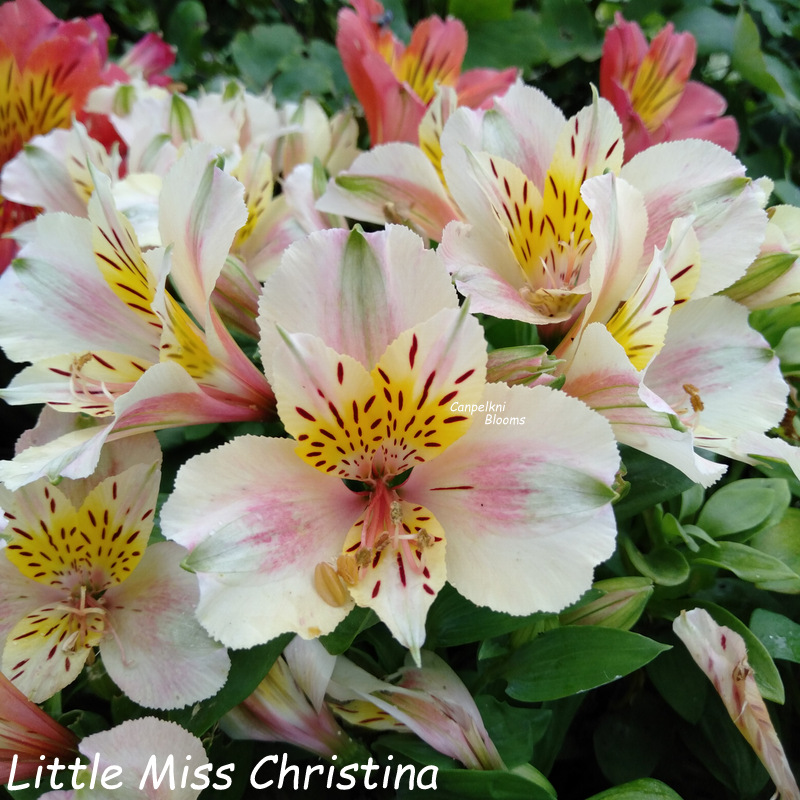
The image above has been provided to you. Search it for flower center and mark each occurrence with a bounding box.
[56,585,107,657]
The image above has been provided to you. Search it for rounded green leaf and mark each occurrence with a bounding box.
[232,24,304,87]
[750,608,800,663]
[697,479,788,540]
[585,778,685,800]
[749,507,800,592]
[622,536,690,586]
[502,627,670,702]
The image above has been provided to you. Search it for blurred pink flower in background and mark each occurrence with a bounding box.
[600,13,739,161]
[0,0,174,271]
[336,0,516,145]
[0,673,78,783]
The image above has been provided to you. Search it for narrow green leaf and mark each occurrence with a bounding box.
[692,541,799,583]
[732,10,784,96]
[502,627,669,702]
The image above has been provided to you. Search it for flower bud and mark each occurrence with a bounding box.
[559,576,653,630]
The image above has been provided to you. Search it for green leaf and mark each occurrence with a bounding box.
[231,24,304,87]
[672,7,735,55]
[308,39,351,97]
[165,0,208,62]
[476,696,552,767]
[425,583,544,647]
[402,768,556,800]
[690,699,770,797]
[593,693,668,785]
[696,479,789,540]
[462,10,547,71]
[749,507,800,592]
[621,536,691,587]
[273,58,334,102]
[614,446,695,521]
[450,0,513,25]
[502,627,670,702]
[320,606,379,654]
[750,608,800,663]
[646,637,708,724]
[732,9,784,96]
[750,302,800,348]
[538,0,602,66]
[692,541,799,584]
[585,779,685,800]
[375,732,458,770]
[166,634,292,735]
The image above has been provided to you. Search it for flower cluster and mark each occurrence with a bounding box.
[0,1,798,797]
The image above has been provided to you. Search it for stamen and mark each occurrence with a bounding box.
[416,528,433,549]
[336,553,359,586]
[682,383,704,412]
[314,562,349,607]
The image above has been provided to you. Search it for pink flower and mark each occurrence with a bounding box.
[0,672,78,783]
[117,32,176,88]
[600,13,739,161]
[336,0,516,145]
[0,0,175,273]
[0,0,109,271]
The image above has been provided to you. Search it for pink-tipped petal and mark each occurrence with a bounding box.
[160,436,363,648]
[101,542,230,710]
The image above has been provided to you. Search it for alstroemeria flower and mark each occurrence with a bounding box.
[337,0,516,145]
[0,435,230,707]
[600,14,738,161]
[0,0,109,270]
[329,650,505,770]
[39,717,209,800]
[222,637,359,760]
[0,672,78,783]
[721,205,800,310]
[553,170,790,489]
[0,143,274,488]
[317,85,463,242]
[161,226,620,661]
[674,609,800,800]
[440,83,766,331]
